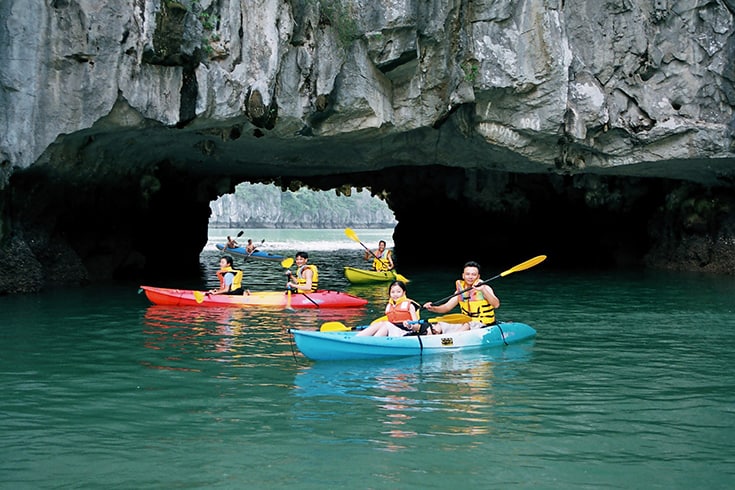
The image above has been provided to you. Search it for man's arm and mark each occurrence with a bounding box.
[423,295,459,314]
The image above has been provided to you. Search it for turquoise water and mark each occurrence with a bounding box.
[1,229,734,489]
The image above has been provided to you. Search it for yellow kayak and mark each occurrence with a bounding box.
[343,267,409,284]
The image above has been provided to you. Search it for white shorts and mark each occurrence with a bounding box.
[433,321,486,333]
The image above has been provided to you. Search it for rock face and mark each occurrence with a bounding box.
[1,0,734,293]
[208,183,397,228]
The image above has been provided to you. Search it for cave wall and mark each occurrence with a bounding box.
[1,0,735,293]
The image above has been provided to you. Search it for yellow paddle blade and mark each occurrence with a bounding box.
[429,313,472,324]
[395,272,410,283]
[499,255,547,277]
[370,315,388,325]
[320,321,351,332]
[281,257,294,268]
[344,227,360,242]
[193,291,205,304]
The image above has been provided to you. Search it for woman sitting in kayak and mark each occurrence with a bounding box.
[208,255,248,296]
[357,281,426,336]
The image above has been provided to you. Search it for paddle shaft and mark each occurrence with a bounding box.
[427,255,546,306]
[287,281,320,308]
[284,261,320,308]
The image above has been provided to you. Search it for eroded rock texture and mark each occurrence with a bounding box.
[1,0,734,293]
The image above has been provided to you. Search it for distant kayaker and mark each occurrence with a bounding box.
[286,251,319,293]
[357,281,425,336]
[245,239,256,254]
[225,235,239,250]
[423,261,500,333]
[209,255,248,295]
[364,240,394,271]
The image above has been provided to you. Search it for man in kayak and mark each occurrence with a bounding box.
[286,251,319,292]
[209,255,247,295]
[364,240,394,271]
[423,261,500,333]
[245,239,256,254]
[225,235,239,250]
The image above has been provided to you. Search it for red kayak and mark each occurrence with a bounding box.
[140,285,368,309]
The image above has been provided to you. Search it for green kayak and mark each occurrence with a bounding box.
[343,266,409,284]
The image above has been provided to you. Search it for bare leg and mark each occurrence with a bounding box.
[356,321,392,336]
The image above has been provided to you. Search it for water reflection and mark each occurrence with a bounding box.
[291,345,536,447]
[141,303,375,372]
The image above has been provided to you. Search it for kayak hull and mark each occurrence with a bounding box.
[343,266,398,284]
[289,322,537,361]
[140,285,368,309]
[215,244,284,261]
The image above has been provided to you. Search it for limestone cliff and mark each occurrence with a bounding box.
[1,0,734,293]
[208,184,397,228]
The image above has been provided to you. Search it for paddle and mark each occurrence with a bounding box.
[223,230,245,251]
[344,228,409,283]
[426,255,547,307]
[281,257,295,310]
[320,313,472,332]
[282,257,320,308]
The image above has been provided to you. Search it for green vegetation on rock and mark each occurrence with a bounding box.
[210,183,396,228]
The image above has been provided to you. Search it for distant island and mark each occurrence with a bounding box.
[209,183,397,228]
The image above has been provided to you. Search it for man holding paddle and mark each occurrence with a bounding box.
[286,251,319,293]
[364,240,394,271]
[423,261,500,333]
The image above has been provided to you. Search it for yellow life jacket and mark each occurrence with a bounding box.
[217,266,243,292]
[297,264,319,292]
[455,280,496,325]
[372,249,393,271]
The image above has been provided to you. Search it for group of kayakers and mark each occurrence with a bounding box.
[212,237,386,297]
[225,235,257,254]
[211,236,500,336]
[357,260,500,337]
[209,250,319,296]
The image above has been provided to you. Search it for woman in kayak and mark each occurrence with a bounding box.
[209,255,247,295]
[423,261,500,333]
[364,240,394,271]
[357,281,425,336]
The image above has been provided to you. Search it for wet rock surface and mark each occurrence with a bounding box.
[1,0,734,293]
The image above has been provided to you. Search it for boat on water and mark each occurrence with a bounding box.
[288,321,537,361]
[343,266,409,284]
[215,243,284,261]
[140,285,368,309]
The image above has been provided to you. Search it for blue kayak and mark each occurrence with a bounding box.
[288,322,537,361]
[215,243,284,261]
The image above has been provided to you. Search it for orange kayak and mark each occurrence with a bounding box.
[140,285,368,309]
